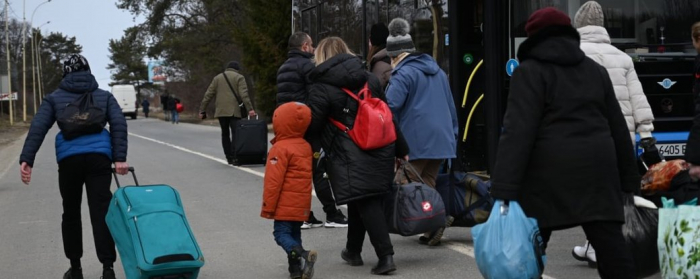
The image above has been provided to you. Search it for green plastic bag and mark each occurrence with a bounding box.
[657,198,700,278]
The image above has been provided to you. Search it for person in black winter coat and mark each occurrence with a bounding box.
[141,99,150,118]
[306,37,409,276]
[489,8,637,279]
[276,32,316,106]
[19,54,127,279]
[276,32,348,228]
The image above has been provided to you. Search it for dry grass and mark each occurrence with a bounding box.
[0,116,30,147]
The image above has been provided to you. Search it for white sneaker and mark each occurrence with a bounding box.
[572,241,597,268]
[301,212,324,230]
[324,221,349,228]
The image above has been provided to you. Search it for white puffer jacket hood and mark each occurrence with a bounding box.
[578,26,654,144]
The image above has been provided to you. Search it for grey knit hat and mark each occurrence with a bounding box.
[574,1,604,28]
[386,18,416,58]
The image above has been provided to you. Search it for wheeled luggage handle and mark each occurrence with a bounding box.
[112,167,139,188]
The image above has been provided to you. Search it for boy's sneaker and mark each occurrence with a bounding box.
[324,209,348,228]
[288,260,302,279]
[63,267,83,279]
[291,247,317,279]
[101,266,116,279]
[300,250,318,279]
[301,211,324,229]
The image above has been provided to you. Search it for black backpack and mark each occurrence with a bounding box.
[57,92,106,140]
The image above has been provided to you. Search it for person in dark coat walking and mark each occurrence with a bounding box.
[306,37,409,275]
[160,93,170,121]
[489,8,637,279]
[168,96,180,124]
[141,99,150,118]
[276,32,348,229]
[685,22,700,180]
[19,54,128,279]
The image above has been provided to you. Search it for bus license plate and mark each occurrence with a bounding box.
[656,143,686,157]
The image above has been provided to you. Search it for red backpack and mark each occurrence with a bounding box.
[329,82,397,150]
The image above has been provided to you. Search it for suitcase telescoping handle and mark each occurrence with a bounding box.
[111,167,139,188]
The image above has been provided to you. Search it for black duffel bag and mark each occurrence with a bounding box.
[385,161,446,236]
[621,194,659,278]
[57,92,106,140]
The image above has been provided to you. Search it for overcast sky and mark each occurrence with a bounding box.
[9,0,143,90]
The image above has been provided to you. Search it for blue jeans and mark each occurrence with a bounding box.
[171,110,179,123]
[273,221,303,254]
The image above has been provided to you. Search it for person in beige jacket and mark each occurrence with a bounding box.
[199,61,256,165]
[571,1,654,267]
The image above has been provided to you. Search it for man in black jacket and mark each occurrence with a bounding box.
[276,32,348,229]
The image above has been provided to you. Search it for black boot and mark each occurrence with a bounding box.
[371,255,396,275]
[288,254,302,279]
[341,249,364,266]
[292,246,317,279]
[101,265,116,279]
[63,267,83,279]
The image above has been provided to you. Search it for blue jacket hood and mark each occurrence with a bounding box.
[386,53,459,160]
[59,71,99,93]
[395,54,440,76]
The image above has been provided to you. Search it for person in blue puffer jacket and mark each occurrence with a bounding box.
[18,54,128,279]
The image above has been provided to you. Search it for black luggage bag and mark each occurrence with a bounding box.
[234,116,268,165]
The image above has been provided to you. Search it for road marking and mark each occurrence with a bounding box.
[128,132,333,202]
[128,132,267,177]
[444,241,556,279]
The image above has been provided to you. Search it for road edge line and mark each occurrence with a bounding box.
[443,241,556,279]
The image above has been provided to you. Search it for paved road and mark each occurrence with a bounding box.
[0,118,658,278]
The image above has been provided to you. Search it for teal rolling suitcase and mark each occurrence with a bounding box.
[107,168,205,279]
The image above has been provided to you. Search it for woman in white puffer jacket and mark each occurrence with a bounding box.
[570,0,655,268]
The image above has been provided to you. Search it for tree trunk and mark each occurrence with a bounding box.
[430,1,444,64]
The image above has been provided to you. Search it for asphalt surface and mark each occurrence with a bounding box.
[0,117,661,278]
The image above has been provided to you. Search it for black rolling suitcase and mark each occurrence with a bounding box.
[234,116,268,165]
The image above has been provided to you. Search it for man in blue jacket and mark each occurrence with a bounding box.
[19,54,128,279]
[385,18,459,246]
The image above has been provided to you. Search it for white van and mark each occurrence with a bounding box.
[111,84,138,119]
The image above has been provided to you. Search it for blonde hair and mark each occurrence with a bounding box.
[693,22,700,42]
[314,37,355,66]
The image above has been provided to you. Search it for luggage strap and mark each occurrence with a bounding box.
[452,196,492,220]
[125,203,185,219]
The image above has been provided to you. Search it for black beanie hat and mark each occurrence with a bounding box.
[227,61,241,71]
[63,54,91,77]
[370,23,390,47]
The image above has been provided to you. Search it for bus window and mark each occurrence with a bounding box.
[510,0,697,57]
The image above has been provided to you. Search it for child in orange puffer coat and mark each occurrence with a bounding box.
[261,102,317,279]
